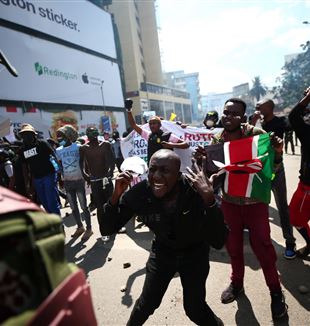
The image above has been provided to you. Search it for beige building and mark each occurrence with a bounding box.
[107,0,192,123]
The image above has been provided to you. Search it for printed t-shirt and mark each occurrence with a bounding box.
[22,140,54,178]
[56,143,83,181]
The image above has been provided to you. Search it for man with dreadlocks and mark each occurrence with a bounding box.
[56,125,93,241]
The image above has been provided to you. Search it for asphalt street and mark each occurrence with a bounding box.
[64,145,310,326]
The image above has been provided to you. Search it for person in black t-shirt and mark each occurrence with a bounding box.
[125,99,189,164]
[252,99,296,259]
[19,123,60,215]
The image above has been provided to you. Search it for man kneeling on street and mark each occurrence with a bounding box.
[100,149,228,326]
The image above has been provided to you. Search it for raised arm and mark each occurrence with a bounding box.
[289,87,310,142]
[125,98,142,135]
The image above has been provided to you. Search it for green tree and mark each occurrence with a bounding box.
[275,43,310,109]
[249,76,267,102]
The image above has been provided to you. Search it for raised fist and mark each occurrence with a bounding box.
[125,99,133,110]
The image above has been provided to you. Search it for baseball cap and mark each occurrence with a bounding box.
[19,123,37,134]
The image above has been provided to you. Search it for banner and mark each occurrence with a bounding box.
[0,27,123,107]
[121,121,222,172]
[0,107,126,139]
[0,0,116,58]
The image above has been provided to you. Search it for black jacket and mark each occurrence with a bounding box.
[289,103,310,185]
[102,177,228,251]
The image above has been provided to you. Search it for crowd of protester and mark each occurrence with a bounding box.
[1,87,309,325]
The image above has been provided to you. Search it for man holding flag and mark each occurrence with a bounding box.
[206,98,287,319]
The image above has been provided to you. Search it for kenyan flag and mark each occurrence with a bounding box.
[213,133,275,203]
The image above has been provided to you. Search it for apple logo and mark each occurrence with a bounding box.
[82,73,89,84]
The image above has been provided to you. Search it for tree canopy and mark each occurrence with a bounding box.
[275,42,310,109]
[249,76,267,102]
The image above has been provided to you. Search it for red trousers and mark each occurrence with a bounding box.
[289,181,310,236]
[221,200,281,293]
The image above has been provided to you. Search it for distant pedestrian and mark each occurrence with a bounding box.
[284,120,295,155]
[111,130,124,173]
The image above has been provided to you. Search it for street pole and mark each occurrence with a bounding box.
[100,80,106,116]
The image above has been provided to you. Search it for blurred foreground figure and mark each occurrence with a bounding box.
[0,186,97,325]
[101,149,228,325]
[288,87,310,258]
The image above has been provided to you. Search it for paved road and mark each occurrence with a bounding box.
[64,146,309,326]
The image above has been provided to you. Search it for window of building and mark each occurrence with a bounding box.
[174,103,183,122]
[183,104,192,124]
[150,100,164,118]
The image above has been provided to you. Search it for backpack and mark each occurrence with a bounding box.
[0,187,97,325]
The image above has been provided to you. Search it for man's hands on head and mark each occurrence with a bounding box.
[111,171,133,205]
[185,158,217,207]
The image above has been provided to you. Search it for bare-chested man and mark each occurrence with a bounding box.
[79,127,115,241]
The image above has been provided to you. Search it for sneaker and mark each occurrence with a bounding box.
[101,236,110,243]
[118,227,126,233]
[296,245,310,258]
[284,245,296,260]
[71,226,85,238]
[81,229,93,241]
[270,291,288,319]
[221,283,244,304]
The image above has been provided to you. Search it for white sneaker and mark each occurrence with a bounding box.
[102,236,110,242]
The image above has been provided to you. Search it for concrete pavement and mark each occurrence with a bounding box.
[64,146,310,326]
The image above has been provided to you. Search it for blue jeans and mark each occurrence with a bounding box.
[64,179,91,230]
[34,173,60,215]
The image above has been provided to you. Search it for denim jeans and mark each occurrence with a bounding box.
[127,243,220,326]
[34,172,60,215]
[272,165,295,246]
[90,178,113,235]
[64,179,91,230]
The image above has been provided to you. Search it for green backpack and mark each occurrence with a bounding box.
[0,187,77,325]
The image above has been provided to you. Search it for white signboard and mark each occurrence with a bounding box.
[0,27,124,107]
[0,0,116,58]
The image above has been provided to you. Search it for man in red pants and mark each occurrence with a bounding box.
[210,98,287,320]
[289,87,310,257]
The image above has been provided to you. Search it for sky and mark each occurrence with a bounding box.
[156,0,310,94]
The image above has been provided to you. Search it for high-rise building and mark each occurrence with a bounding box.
[164,70,201,122]
[107,0,192,123]
[201,92,233,117]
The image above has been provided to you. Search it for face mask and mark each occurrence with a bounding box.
[206,120,215,127]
